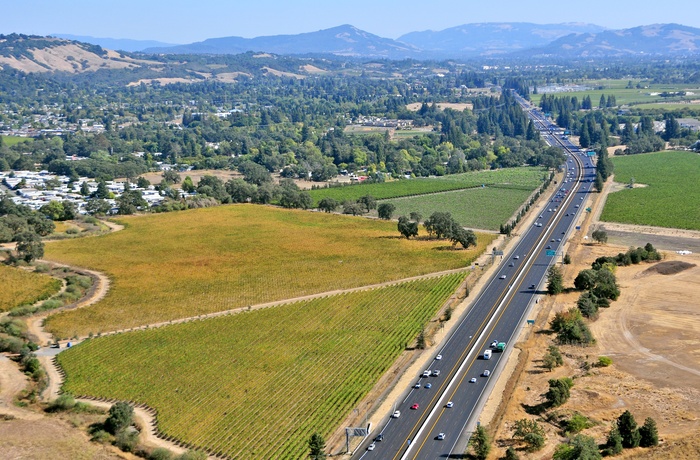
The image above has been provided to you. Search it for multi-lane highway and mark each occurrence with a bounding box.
[354,93,596,459]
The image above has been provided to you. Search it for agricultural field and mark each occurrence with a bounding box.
[600,151,700,230]
[308,167,545,206]
[0,264,62,312]
[58,273,466,459]
[383,185,536,231]
[44,205,493,337]
[0,135,33,147]
[530,79,700,107]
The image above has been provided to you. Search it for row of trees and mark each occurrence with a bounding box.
[397,211,477,249]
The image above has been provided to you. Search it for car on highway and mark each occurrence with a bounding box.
[392,410,401,418]
[557,238,562,242]
[367,442,376,451]
[514,255,519,259]
[414,382,420,388]
[411,403,419,410]
[575,204,580,208]
[425,383,432,389]
[374,434,383,442]
[435,354,442,360]
[432,370,440,377]
[470,377,477,383]
[509,262,515,266]
[483,370,491,377]
[422,370,430,377]
[437,433,446,440]
[546,245,551,249]
[499,274,507,279]
[550,239,555,242]
[491,340,498,347]
[446,401,453,408]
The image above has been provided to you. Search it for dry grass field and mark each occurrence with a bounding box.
[44,205,493,337]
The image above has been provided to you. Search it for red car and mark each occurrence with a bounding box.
[411,403,419,410]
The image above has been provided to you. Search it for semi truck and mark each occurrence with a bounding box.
[496,342,506,352]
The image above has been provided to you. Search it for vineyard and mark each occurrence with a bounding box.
[58,273,466,459]
[44,205,493,337]
[384,185,536,231]
[0,264,62,312]
[307,167,545,206]
[601,151,700,230]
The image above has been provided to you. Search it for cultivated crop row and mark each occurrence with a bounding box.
[601,151,700,230]
[44,205,478,337]
[57,272,466,459]
[308,167,545,205]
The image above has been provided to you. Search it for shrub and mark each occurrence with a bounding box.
[545,377,574,408]
[47,393,76,412]
[616,410,641,448]
[175,451,208,460]
[104,402,134,435]
[566,413,593,434]
[90,429,111,443]
[114,428,139,452]
[597,356,613,367]
[604,426,623,456]
[149,448,173,460]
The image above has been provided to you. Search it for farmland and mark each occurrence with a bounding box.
[0,265,62,312]
[600,151,700,230]
[44,205,494,337]
[384,185,536,231]
[57,273,466,459]
[530,79,700,107]
[308,167,545,206]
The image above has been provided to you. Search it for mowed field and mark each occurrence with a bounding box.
[0,264,62,312]
[58,273,466,459]
[308,167,545,206]
[600,151,700,230]
[44,205,494,337]
[384,185,535,231]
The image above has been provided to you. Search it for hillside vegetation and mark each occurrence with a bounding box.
[44,205,493,337]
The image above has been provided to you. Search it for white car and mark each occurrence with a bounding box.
[392,410,401,418]
[367,443,376,451]
[491,340,498,347]
[499,274,506,279]
[437,433,446,440]
[446,401,454,408]
[470,377,477,383]
[483,370,491,377]
[435,354,442,360]
[422,370,431,378]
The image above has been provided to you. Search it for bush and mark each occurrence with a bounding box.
[566,413,593,434]
[597,356,613,367]
[604,426,624,456]
[90,429,111,443]
[149,448,173,460]
[104,402,134,435]
[114,427,139,452]
[639,417,659,447]
[545,377,574,408]
[47,393,76,412]
[175,451,208,460]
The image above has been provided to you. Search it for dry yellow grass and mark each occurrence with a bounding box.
[44,205,494,337]
[0,265,62,312]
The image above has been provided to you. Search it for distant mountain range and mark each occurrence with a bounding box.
[52,34,178,53]
[2,22,700,77]
[143,25,421,59]
[521,23,700,57]
[397,23,606,57]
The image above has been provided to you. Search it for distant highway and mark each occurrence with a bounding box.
[354,93,595,459]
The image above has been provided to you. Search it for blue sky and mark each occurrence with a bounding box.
[2,0,698,43]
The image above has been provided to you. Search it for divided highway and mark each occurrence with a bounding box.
[354,94,596,459]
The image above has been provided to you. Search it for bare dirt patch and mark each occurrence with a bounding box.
[0,417,128,460]
[640,260,696,276]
